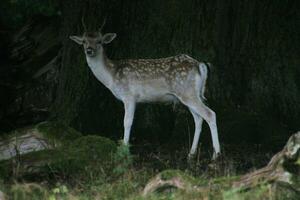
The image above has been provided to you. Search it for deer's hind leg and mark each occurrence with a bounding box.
[188,108,204,157]
[176,94,221,159]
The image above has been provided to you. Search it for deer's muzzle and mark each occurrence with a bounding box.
[86,47,96,57]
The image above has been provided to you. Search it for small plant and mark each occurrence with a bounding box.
[113,141,133,176]
[9,183,49,200]
[49,184,68,200]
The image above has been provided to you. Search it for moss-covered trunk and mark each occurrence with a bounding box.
[52,0,299,148]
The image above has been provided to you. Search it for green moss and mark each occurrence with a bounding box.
[67,135,117,163]
[0,121,81,148]
[19,149,59,163]
[36,121,81,145]
[0,122,83,180]
[49,135,117,182]
[0,149,62,180]
[0,135,117,183]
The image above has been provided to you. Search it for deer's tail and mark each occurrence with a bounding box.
[198,62,211,101]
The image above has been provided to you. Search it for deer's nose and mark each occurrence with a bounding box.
[86,48,95,56]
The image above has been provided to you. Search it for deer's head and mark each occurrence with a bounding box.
[69,19,116,57]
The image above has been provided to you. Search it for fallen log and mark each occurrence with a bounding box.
[233,132,300,190]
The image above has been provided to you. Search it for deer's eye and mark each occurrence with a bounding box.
[82,40,86,44]
[97,41,102,44]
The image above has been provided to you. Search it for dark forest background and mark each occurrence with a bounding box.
[0,0,299,156]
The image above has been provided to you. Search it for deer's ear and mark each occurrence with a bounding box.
[69,35,84,45]
[102,33,117,44]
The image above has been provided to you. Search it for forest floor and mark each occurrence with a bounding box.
[0,143,276,199]
[0,122,299,200]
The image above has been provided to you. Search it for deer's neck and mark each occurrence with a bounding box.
[86,52,115,89]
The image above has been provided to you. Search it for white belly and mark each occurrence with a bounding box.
[131,84,177,102]
[111,80,178,103]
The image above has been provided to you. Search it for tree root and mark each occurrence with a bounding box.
[233,132,300,190]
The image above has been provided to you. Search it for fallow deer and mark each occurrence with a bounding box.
[69,21,221,159]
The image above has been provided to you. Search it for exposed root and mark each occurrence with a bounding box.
[142,170,202,196]
[233,132,300,189]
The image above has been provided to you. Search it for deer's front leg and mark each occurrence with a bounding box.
[123,100,136,145]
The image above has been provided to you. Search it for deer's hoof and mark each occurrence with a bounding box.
[212,151,221,160]
[187,153,196,167]
[188,153,196,160]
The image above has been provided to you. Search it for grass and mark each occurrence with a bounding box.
[2,120,298,200]
[0,141,281,200]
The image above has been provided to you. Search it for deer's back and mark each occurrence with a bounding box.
[114,54,199,81]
